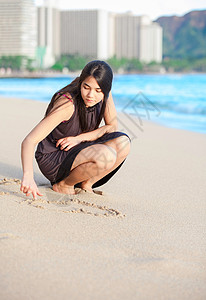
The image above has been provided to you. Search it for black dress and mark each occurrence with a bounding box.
[35,98,130,188]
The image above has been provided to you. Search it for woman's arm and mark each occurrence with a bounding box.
[56,92,118,151]
[21,100,74,199]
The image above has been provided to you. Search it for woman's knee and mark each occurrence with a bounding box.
[106,135,130,158]
[118,135,130,154]
[94,144,117,170]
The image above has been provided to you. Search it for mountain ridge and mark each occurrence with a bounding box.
[155,10,206,59]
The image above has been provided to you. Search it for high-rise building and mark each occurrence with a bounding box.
[60,10,110,60]
[0,1,162,67]
[37,0,60,68]
[139,16,162,63]
[114,13,162,63]
[114,12,141,59]
[0,0,36,58]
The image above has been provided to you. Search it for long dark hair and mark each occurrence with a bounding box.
[45,60,113,132]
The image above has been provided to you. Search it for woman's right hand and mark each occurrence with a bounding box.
[20,175,43,200]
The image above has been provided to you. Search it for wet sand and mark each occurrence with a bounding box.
[0,96,206,300]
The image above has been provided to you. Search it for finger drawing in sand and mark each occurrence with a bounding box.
[0,178,126,218]
[20,61,131,199]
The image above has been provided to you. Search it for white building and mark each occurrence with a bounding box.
[0,1,162,67]
[37,0,60,68]
[114,13,162,63]
[0,0,36,58]
[60,10,111,60]
[139,16,163,63]
[114,12,141,59]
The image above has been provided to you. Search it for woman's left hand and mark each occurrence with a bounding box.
[56,136,82,151]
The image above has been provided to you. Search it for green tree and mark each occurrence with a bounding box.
[0,55,24,70]
[107,56,143,72]
[51,54,88,71]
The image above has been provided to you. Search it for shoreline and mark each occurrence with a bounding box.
[0,96,206,300]
[1,70,206,78]
[1,95,205,135]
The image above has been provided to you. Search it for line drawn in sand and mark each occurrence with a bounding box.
[0,178,126,218]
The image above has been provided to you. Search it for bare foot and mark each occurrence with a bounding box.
[80,181,103,195]
[80,181,93,193]
[52,182,75,195]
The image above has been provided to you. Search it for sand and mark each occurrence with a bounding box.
[0,96,206,300]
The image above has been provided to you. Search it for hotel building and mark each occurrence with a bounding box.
[0,0,163,67]
[0,0,36,58]
[115,13,162,62]
[60,10,111,60]
[37,0,60,67]
[59,10,162,63]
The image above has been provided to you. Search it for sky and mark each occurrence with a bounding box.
[35,0,206,20]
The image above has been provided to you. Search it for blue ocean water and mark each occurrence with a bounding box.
[0,74,205,133]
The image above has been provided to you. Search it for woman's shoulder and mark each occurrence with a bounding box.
[48,92,74,121]
[54,92,74,108]
[57,91,73,103]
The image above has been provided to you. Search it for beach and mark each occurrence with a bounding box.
[0,96,206,300]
